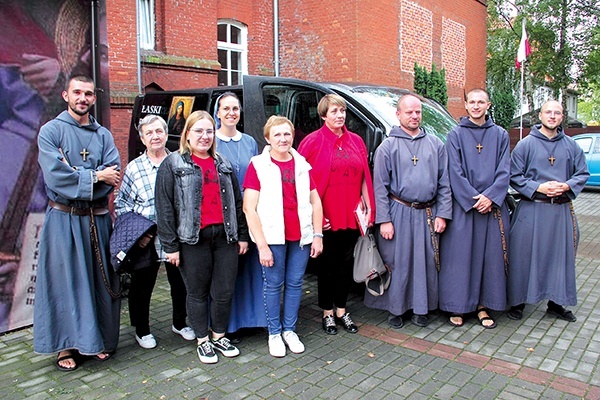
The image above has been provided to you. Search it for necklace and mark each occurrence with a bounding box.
[468,129,487,154]
[73,131,95,161]
[399,136,423,166]
[539,137,560,166]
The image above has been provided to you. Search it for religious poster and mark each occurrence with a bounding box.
[167,96,195,137]
[0,0,109,333]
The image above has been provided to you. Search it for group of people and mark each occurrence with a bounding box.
[32,75,589,372]
[367,90,589,332]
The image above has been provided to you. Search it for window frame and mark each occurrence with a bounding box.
[138,0,155,50]
[217,20,248,86]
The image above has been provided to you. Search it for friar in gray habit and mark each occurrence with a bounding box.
[507,100,589,322]
[34,75,121,372]
[439,89,510,329]
[364,94,452,329]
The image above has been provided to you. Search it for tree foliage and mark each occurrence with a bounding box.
[490,89,517,130]
[487,0,599,118]
[413,63,448,107]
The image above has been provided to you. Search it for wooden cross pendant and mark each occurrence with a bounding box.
[476,143,483,153]
[548,155,556,166]
[411,155,419,166]
[80,148,90,162]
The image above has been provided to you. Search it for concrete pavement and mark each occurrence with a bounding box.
[1,189,599,399]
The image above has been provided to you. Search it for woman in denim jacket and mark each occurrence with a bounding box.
[155,111,249,364]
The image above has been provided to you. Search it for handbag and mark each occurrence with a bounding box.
[353,232,391,296]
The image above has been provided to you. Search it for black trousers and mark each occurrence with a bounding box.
[317,229,360,310]
[128,261,188,335]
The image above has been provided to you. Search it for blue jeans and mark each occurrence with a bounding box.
[262,241,310,335]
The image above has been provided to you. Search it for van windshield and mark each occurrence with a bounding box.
[350,87,457,142]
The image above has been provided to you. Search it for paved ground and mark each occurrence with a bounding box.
[2,189,600,399]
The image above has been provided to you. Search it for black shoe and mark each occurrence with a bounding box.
[322,315,338,335]
[546,303,577,322]
[507,306,523,320]
[411,314,429,327]
[335,313,358,333]
[388,315,404,329]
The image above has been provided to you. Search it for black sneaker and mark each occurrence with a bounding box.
[197,341,218,364]
[335,313,358,333]
[211,337,240,357]
[322,315,338,335]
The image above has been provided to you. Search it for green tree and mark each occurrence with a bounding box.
[486,0,599,120]
[578,83,600,125]
[413,63,448,107]
[413,63,429,97]
[490,89,517,130]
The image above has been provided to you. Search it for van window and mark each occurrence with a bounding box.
[261,85,370,149]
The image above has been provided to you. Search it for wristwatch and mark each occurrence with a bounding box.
[91,171,98,184]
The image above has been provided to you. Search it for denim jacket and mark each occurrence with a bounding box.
[155,151,249,253]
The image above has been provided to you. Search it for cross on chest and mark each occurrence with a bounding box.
[411,155,419,166]
[476,143,483,153]
[80,148,90,161]
[549,155,556,166]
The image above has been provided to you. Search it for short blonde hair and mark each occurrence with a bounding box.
[179,110,217,157]
[317,94,347,117]
[263,115,295,140]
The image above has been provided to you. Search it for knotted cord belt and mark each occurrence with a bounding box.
[425,207,441,272]
[493,207,509,276]
[89,209,122,299]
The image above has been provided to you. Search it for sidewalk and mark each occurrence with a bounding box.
[1,190,599,399]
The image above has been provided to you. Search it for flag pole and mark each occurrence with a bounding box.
[519,63,524,141]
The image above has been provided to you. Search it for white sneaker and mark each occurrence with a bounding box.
[172,325,195,341]
[282,331,305,354]
[135,334,157,349]
[268,334,286,357]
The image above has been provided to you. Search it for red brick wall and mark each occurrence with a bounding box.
[105,0,487,159]
[277,0,487,118]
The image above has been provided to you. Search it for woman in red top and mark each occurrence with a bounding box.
[156,111,249,365]
[298,94,375,335]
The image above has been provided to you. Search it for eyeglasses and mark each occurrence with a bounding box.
[189,128,214,137]
[543,110,563,116]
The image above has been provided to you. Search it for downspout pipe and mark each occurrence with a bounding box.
[273,0,279,77]
[135,0,142,93]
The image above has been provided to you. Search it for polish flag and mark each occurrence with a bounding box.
[516,21,531,69]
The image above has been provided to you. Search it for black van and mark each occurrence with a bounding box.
[128,75,457,162]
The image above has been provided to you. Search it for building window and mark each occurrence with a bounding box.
[217,20,247,86]
[138,0,155,50]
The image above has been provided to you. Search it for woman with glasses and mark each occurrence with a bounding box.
[155,111,249,364]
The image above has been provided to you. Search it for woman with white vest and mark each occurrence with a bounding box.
[243,115,323,357]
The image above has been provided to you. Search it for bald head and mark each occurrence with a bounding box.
[396,94,422,136]
[539,100,564,137]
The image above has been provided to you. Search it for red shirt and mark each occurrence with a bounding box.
[192,154,224,229]
[298,125,374,230]
[244,158,316,241]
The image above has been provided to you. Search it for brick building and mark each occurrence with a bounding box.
[106,0,488,157]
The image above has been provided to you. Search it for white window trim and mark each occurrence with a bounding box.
[217,20,248,85]
[138,0,155,50]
